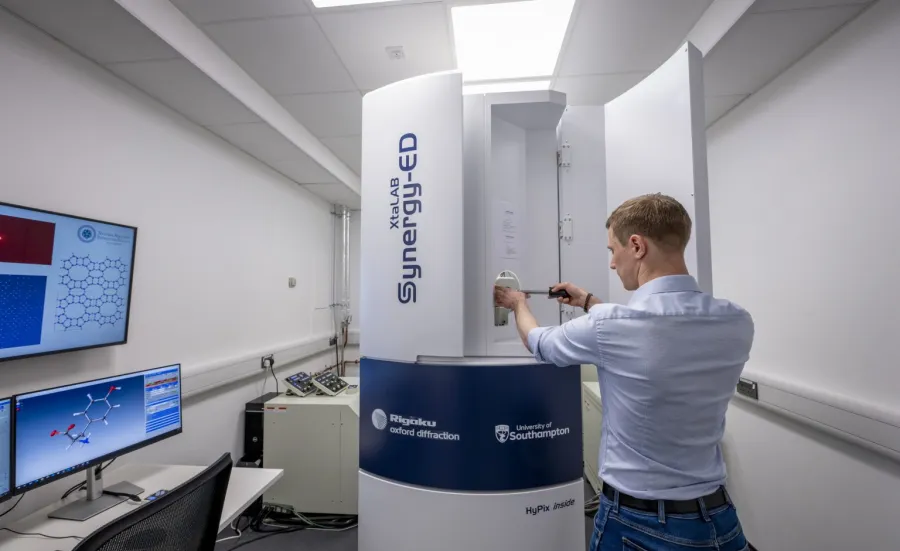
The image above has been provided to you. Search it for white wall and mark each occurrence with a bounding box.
[708,1,900,548]
[0,9,337,521]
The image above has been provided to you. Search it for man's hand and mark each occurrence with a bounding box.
[552,282,601,309]
[494,286,529,310]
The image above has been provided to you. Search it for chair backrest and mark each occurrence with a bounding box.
[73,453,233,551]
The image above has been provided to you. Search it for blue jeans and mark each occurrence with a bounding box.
[588,490,748,551]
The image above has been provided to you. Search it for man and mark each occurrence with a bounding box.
[494,194,754,551]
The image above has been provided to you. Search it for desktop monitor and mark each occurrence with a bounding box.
[0,201,138,362]
[0,398,10,502]
[13,364,182,497]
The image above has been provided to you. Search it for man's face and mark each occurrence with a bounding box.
[608,227,640,291]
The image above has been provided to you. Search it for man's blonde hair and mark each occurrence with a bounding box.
[606,193,692,251]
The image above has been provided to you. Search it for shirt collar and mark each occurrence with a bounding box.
[628,275,701,305]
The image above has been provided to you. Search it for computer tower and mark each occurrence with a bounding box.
[238,391,280,521]
[242,392,280,463]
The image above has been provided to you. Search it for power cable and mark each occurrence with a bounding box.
[0,495,24,519]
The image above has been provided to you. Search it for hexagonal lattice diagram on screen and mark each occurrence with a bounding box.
[56,254,129,332]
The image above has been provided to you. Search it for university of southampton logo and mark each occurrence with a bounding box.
[372,409,388,430]
[77,225,96,243]
[495,424,510,443]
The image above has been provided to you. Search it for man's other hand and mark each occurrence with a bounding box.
[552,282,589,306]
[494,286,528,310]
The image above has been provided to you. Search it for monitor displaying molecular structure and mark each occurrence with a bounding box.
[49,385,121,450]
[13,365,182,493]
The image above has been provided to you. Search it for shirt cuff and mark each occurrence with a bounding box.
[527,327,550,363]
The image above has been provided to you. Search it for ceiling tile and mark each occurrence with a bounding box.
[0,0,179,63]
[553,72,649,106]
[171,0,309,25]
[751,0,871,13]
[107,59,260,126]
[207,122,306,164]
[203,15,356,95]
[277,91,363,138]
[558,0,713,76]
[301,183,361,208]
[705,94,748,126]
[315,3,453,91]
[321,136,362,175]
[272,156,339,185]
[704,5,865,96]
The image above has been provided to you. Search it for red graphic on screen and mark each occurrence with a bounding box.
[0,214,56,265]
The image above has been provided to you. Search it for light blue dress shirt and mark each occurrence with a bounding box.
[527,275,754,500]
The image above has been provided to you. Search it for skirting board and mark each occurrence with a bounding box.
[734,370,900,463]
[182,333,334,398]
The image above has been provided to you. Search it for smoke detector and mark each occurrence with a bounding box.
[385,46,405,60]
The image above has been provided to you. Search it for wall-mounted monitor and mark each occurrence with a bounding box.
[0,202,137,362]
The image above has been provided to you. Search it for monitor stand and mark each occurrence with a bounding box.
[48,465,145,522]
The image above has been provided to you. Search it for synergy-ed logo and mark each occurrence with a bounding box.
[77,225,96,243]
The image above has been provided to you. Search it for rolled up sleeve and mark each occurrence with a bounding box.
[527,314,599,367]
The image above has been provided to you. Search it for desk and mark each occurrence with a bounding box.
[0,463,283,551]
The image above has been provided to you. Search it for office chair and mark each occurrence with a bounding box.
[73,453,233,551]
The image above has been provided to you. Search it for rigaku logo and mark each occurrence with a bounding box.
[370,408,459,441]
[495,422,570,443]
[389,413,436,428]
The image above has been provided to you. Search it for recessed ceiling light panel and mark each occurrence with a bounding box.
[463,79,551,95]
[452,0,576,83]
[311,0,401,7]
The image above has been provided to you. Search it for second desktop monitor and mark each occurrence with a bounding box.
[14,364,183,493]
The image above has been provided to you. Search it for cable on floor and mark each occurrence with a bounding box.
[216,518,244,544]
[222,527,304,551]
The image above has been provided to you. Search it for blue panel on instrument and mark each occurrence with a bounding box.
[359,358,583,492]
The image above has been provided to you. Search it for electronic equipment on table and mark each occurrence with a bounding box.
[13,364,183,521]
[0,201,138,363]
[312,372,349,396]
[284,372,316,397]
[263,388,359,515]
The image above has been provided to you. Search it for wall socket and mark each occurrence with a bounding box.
[288,277,297,288]
[736,378,758,400]
[261,354,274,370]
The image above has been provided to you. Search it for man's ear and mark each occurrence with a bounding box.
[631,235,647,259]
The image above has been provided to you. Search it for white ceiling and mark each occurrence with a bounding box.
[0,0,877,206]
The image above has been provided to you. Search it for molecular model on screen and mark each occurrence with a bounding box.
[56,254,129,331]
[50,386,121,450]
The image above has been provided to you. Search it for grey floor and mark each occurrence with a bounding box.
[216,482,597,550]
